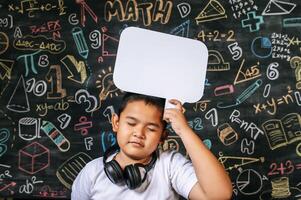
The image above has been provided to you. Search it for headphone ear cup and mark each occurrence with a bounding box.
[104,160,124,184]
[124,164,142,189]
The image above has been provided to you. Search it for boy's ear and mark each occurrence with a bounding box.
[111,113,119,132]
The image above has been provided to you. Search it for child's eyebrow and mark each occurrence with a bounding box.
[125,116,138,121]
[125,116,161,128]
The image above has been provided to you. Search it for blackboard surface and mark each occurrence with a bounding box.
[1,0,301,199]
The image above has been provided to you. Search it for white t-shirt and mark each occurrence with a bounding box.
[71,150,198,200]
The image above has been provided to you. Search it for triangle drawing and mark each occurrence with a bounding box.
[262,0,296,16]
[195,0,227,24]
[102,34,118,57]
[170,20,190,37]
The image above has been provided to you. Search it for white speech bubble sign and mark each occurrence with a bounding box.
[113,27,208,108]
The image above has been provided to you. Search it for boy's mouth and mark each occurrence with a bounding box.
[128,140,144,147]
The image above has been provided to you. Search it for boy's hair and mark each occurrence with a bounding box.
[117,92,168,140]
[117,92,166,116]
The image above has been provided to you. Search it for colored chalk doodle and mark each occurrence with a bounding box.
[217,79,262,109]
[56,152,92,189]
[40,121,70,152]
[241,11,264,32]
[72,27,89,59]
[101,131,117,152]
[0,128,10,157]
[18,142,50,174]
[61,55,87,84]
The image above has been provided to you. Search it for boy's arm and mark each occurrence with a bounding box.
[163,99,233,200]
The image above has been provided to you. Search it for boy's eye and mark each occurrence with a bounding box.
[147,127,157,132]
[127,122,136,126]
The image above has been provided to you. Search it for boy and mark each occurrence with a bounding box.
[71,93,232,200]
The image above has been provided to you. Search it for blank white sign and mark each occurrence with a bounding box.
[113,27,208,104]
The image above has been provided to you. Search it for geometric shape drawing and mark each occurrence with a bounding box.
[0,32,9,54]
[207,50,230,71]
[18,117,41,141]
[262,0,296,16]
[195,0,227,24]
[0,59,14,95]
[170,20,190,38]
[236,169,263,195]
[0,59,13,80]
[102,32,118,57]
[218,152,265,171]
[56,152,92,189]
[18,142,50,174]
[6,75,30,113]
[242,12,264,32]
[251,37,272,58]
[234,59,261,85]
[97,27,119,62]
[283,17,301,28]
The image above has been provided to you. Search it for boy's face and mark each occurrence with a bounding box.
[112,100,165,161]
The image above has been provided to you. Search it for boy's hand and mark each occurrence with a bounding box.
[163,99,191,136]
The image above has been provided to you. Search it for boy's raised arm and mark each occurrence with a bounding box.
[163,99,233,200]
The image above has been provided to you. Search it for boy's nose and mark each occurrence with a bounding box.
[133,129,145,139]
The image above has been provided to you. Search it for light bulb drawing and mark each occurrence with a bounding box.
[95,66,121,109]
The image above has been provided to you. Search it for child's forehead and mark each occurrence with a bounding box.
[125,100,162,111]
[120,100,164,120]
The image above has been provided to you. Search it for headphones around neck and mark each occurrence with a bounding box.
[103,145,157,190]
